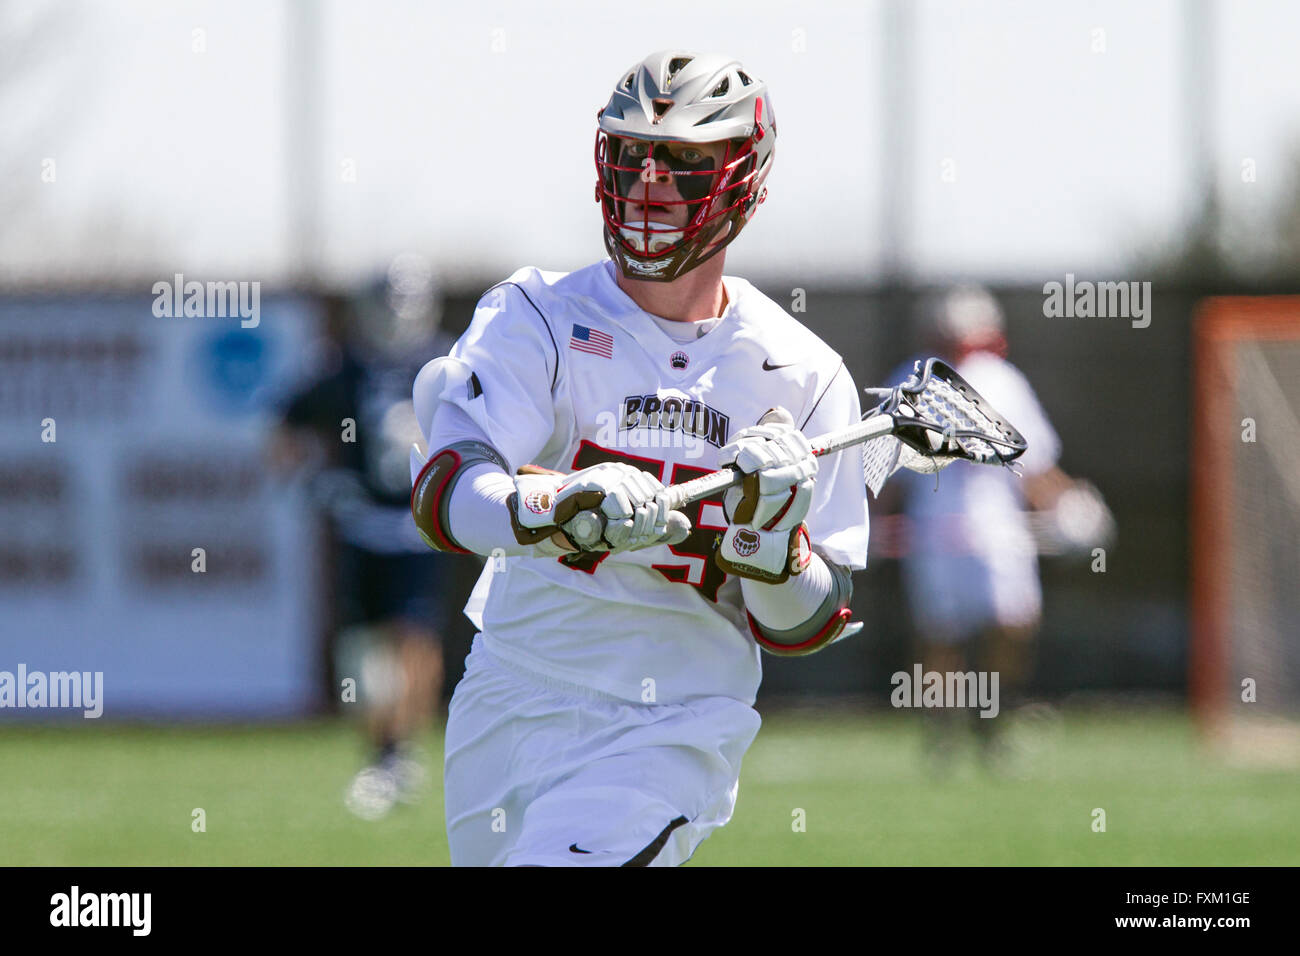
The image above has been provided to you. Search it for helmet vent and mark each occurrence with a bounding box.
[667,56,693,80]
[623,73,634,90]
[651,98,674,122]
[737,71,753,86]
[709,76,730,98]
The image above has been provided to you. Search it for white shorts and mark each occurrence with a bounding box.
[444,637,762,867]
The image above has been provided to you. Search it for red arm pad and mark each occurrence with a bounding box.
[746,607,852,658]
[410,448,472,555]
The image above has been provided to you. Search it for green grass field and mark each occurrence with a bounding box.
[3,707,1298,865]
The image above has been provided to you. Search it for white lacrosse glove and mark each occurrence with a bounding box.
[714,407,818,584]
[508,461,690,554]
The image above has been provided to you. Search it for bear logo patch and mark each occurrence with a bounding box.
[732,529,761,557]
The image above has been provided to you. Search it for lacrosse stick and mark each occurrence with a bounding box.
[565,357,1029,549]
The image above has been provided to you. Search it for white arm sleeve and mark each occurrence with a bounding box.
[426,403,537,556]
[741,553,841,631]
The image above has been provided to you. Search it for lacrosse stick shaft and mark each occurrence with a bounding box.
[565,412,895,547]
[662,412,895,511]
[564,358,1026,550]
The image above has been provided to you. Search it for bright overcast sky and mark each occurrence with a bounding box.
[3,0,1299,288]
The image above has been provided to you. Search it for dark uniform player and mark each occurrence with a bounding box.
[273,256,454,817]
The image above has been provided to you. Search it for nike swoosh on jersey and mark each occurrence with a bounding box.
[762,359,796,370]
[569,844,593,854]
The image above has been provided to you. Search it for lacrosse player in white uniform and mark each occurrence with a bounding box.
[408,51,869,866]
[898,287,1093,768]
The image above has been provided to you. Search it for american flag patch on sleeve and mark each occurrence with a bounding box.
[569,323,614,359]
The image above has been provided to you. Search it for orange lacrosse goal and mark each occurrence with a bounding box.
[1191,296,1300,764]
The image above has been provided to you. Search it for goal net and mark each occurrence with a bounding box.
[1191,297,1300,765]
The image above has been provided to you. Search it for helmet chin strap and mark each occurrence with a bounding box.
[620,220,684,255]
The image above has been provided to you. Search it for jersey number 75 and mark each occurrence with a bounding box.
[560,440,728,602]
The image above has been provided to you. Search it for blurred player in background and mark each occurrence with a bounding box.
[409,51,868,865]
[271,254,456,818]
[894,287,1110,771]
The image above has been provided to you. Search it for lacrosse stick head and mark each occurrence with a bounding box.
[861,357,1028,496]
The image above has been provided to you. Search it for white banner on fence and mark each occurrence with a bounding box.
[0,296,323,718]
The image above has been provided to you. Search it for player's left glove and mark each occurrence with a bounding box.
[553,461,691,552]
[714,407,818,584]
[509,461,690,554]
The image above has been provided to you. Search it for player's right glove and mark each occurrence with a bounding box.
[714,407,818,584]
[508,461,691,554]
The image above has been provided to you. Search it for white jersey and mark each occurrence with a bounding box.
[900,351,1060,636]
[425,257,869,706]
